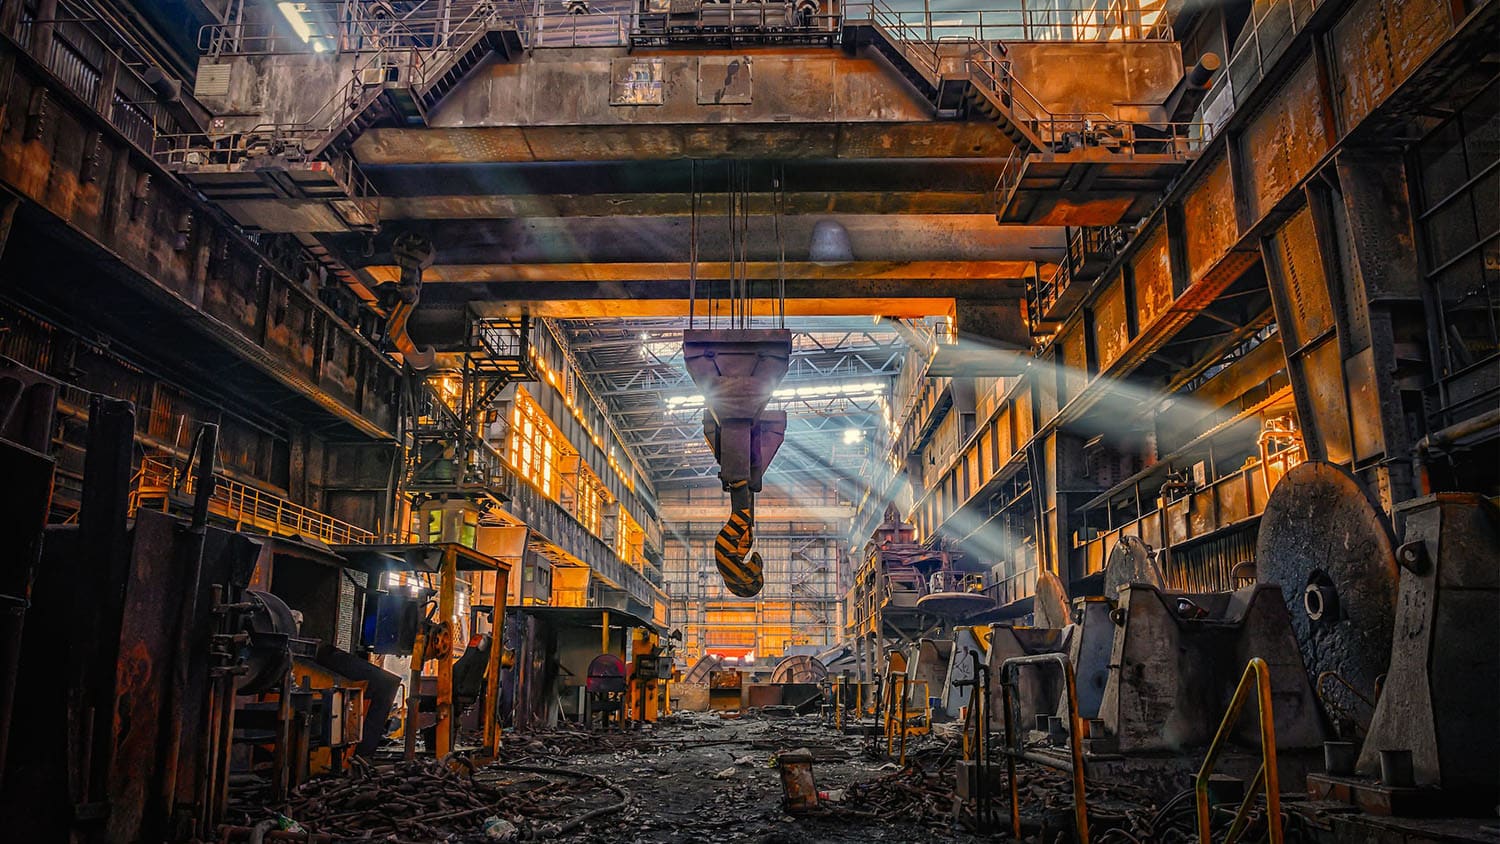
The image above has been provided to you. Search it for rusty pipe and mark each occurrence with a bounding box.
[406,630,427,762]
[1187,52,1222,88]
[1417,407,1500,454]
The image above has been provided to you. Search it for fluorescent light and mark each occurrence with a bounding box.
[312,39,326,53]
[843,428,865,445]
[277,2,313,43]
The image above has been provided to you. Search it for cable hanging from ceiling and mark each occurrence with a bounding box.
[687,161,787,331]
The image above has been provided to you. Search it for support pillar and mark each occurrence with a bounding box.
[1261,151,1427,514]
[435,546,457,758]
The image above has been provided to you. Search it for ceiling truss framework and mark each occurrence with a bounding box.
[559,318,905,488]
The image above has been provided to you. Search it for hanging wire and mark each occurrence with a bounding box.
[741,161,752,328]
[775,162,787,329]
[689,159,697,331]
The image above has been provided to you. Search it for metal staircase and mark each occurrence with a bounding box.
[314,10,527,159]
[844,0,1205,226]
[156,3,527,233]
[844,0,1048,150]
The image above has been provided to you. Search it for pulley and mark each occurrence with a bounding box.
[1255,462,1397,717]
[238,589,298,695]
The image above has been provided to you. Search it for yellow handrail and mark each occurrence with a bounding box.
[133,456,377,545]
[1000,652,1089,842]
[1194,657,1283,844]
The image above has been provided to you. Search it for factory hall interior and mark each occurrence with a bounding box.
[2,0,1499,841]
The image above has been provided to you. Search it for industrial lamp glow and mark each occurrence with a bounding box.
[276,2,327,52]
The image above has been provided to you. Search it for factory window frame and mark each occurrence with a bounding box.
[508,387,568,499]
[616,507,646,571]
[1410,76,1500,429]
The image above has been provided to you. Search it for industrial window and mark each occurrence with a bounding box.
[616,508,646,571]
[573,467,609,537]
[507,387,563,499]
[1411,76,1499,429]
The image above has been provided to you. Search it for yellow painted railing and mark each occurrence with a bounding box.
[1000,652,1089,841]
[132,457,376,546]
[1194,657,1283,844]
[884,673,931,766]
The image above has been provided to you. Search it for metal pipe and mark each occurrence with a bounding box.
[435,546,457,758]
[154,423,219,836]
[1221,763,1267,844]
[481,569,507,758]
[273,667,294,802]
[1002,680,1020,837]
[1417,407,1500,454]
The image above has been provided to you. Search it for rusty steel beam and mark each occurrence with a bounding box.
[470,297,969,319]
[377,191,998,218]
[353,123,1020,163]
[363,260,1037,284]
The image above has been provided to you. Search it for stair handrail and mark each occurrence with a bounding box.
[1194,657,1284,843]
[133,454,378,545]
[858,0,942,83]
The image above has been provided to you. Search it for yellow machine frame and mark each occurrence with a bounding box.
[393,543,510,761]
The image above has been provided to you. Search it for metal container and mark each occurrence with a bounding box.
[1379,749,1415,788]
[1324,741,1357,776]
[776,748,818,812]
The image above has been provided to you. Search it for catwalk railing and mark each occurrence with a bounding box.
[131,457,378,545]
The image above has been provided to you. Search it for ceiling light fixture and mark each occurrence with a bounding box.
[277,2,314,42]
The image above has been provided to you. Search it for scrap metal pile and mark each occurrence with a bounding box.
[827,758,1276,843]
[232,757,628,842]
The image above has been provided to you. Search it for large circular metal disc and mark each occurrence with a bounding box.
[1033,569,1072,628]
[770,654,828,684]
[1104,535,1166,596]
[1256,462,1397,710]
[238,590,298,694]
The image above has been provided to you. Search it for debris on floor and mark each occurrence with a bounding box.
[223,710,1244,843]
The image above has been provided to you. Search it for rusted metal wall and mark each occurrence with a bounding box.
[1181,152,1240,284]
[907,0,1483,584]
[1330,0,1454,130]
[1093,275,1130,371]
[1128,225,1174,334]
[1004,41,1183,120]
[0,41,401,440]
[1239,55,1331,221]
